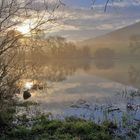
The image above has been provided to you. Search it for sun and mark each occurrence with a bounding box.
[17,24,30,34]
[16,18,42,36]
[16,19,36,35]
[24,82,33,90]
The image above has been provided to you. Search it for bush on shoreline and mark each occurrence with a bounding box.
[0,114,119,140]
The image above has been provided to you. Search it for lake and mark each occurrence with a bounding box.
[18,58,140,123]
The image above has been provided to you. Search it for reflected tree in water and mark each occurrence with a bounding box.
[28,59,91,83]
[26,36,91,83]
[94,59,115,70]
[128,65,140,84]
[129,35,140,55]
[94,48,115,70]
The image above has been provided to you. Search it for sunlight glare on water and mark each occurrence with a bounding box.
[24,82,33,90]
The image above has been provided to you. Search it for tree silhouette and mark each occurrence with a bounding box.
[0,0,62,99]
[129,35,140,55]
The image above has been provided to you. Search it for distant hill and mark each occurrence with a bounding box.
[79,22,140,57]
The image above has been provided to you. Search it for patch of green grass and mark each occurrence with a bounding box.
[2,115,120,140]
[16,101,38,107]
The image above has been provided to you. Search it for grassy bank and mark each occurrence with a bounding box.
[0,113,120,140]
[1,100,140,140]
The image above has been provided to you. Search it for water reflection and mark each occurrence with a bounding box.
[23,58,140,92]
[27,59,91,82]
[128,65,140,84]
[129,34,140,55]
[16,56,140,127]
[94,59,115,69]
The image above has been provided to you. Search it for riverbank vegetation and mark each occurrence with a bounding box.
[1,99,140,140]
[0,112,120,140]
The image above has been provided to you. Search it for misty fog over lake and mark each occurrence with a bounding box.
[1,1,140,139]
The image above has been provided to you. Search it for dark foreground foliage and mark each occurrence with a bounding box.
[0,114,120,140]
[1,100,140,140]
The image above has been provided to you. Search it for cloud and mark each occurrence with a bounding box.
[91,0,140,9]
[50,2,140,40]
[46,22,80,33]
[95,24,114,30]
[16,0,140,40]
[56,7,111,20]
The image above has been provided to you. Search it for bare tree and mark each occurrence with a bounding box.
[0,0,62,100]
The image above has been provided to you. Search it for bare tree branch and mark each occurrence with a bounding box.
[0,0,63,100]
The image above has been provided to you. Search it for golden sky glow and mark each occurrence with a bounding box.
[16,19,37,35]
[17,24,31,34]
[24,82,33,89]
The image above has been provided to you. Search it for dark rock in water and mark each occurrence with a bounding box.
[23,90,31,100]
[127,103,135,110]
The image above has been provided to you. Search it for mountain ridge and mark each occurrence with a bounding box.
[81,21,140,46]
[79,21,140,57]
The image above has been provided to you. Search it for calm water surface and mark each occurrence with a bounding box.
[18,59,140,119]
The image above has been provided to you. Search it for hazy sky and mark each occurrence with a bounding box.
[44,0,140,41]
